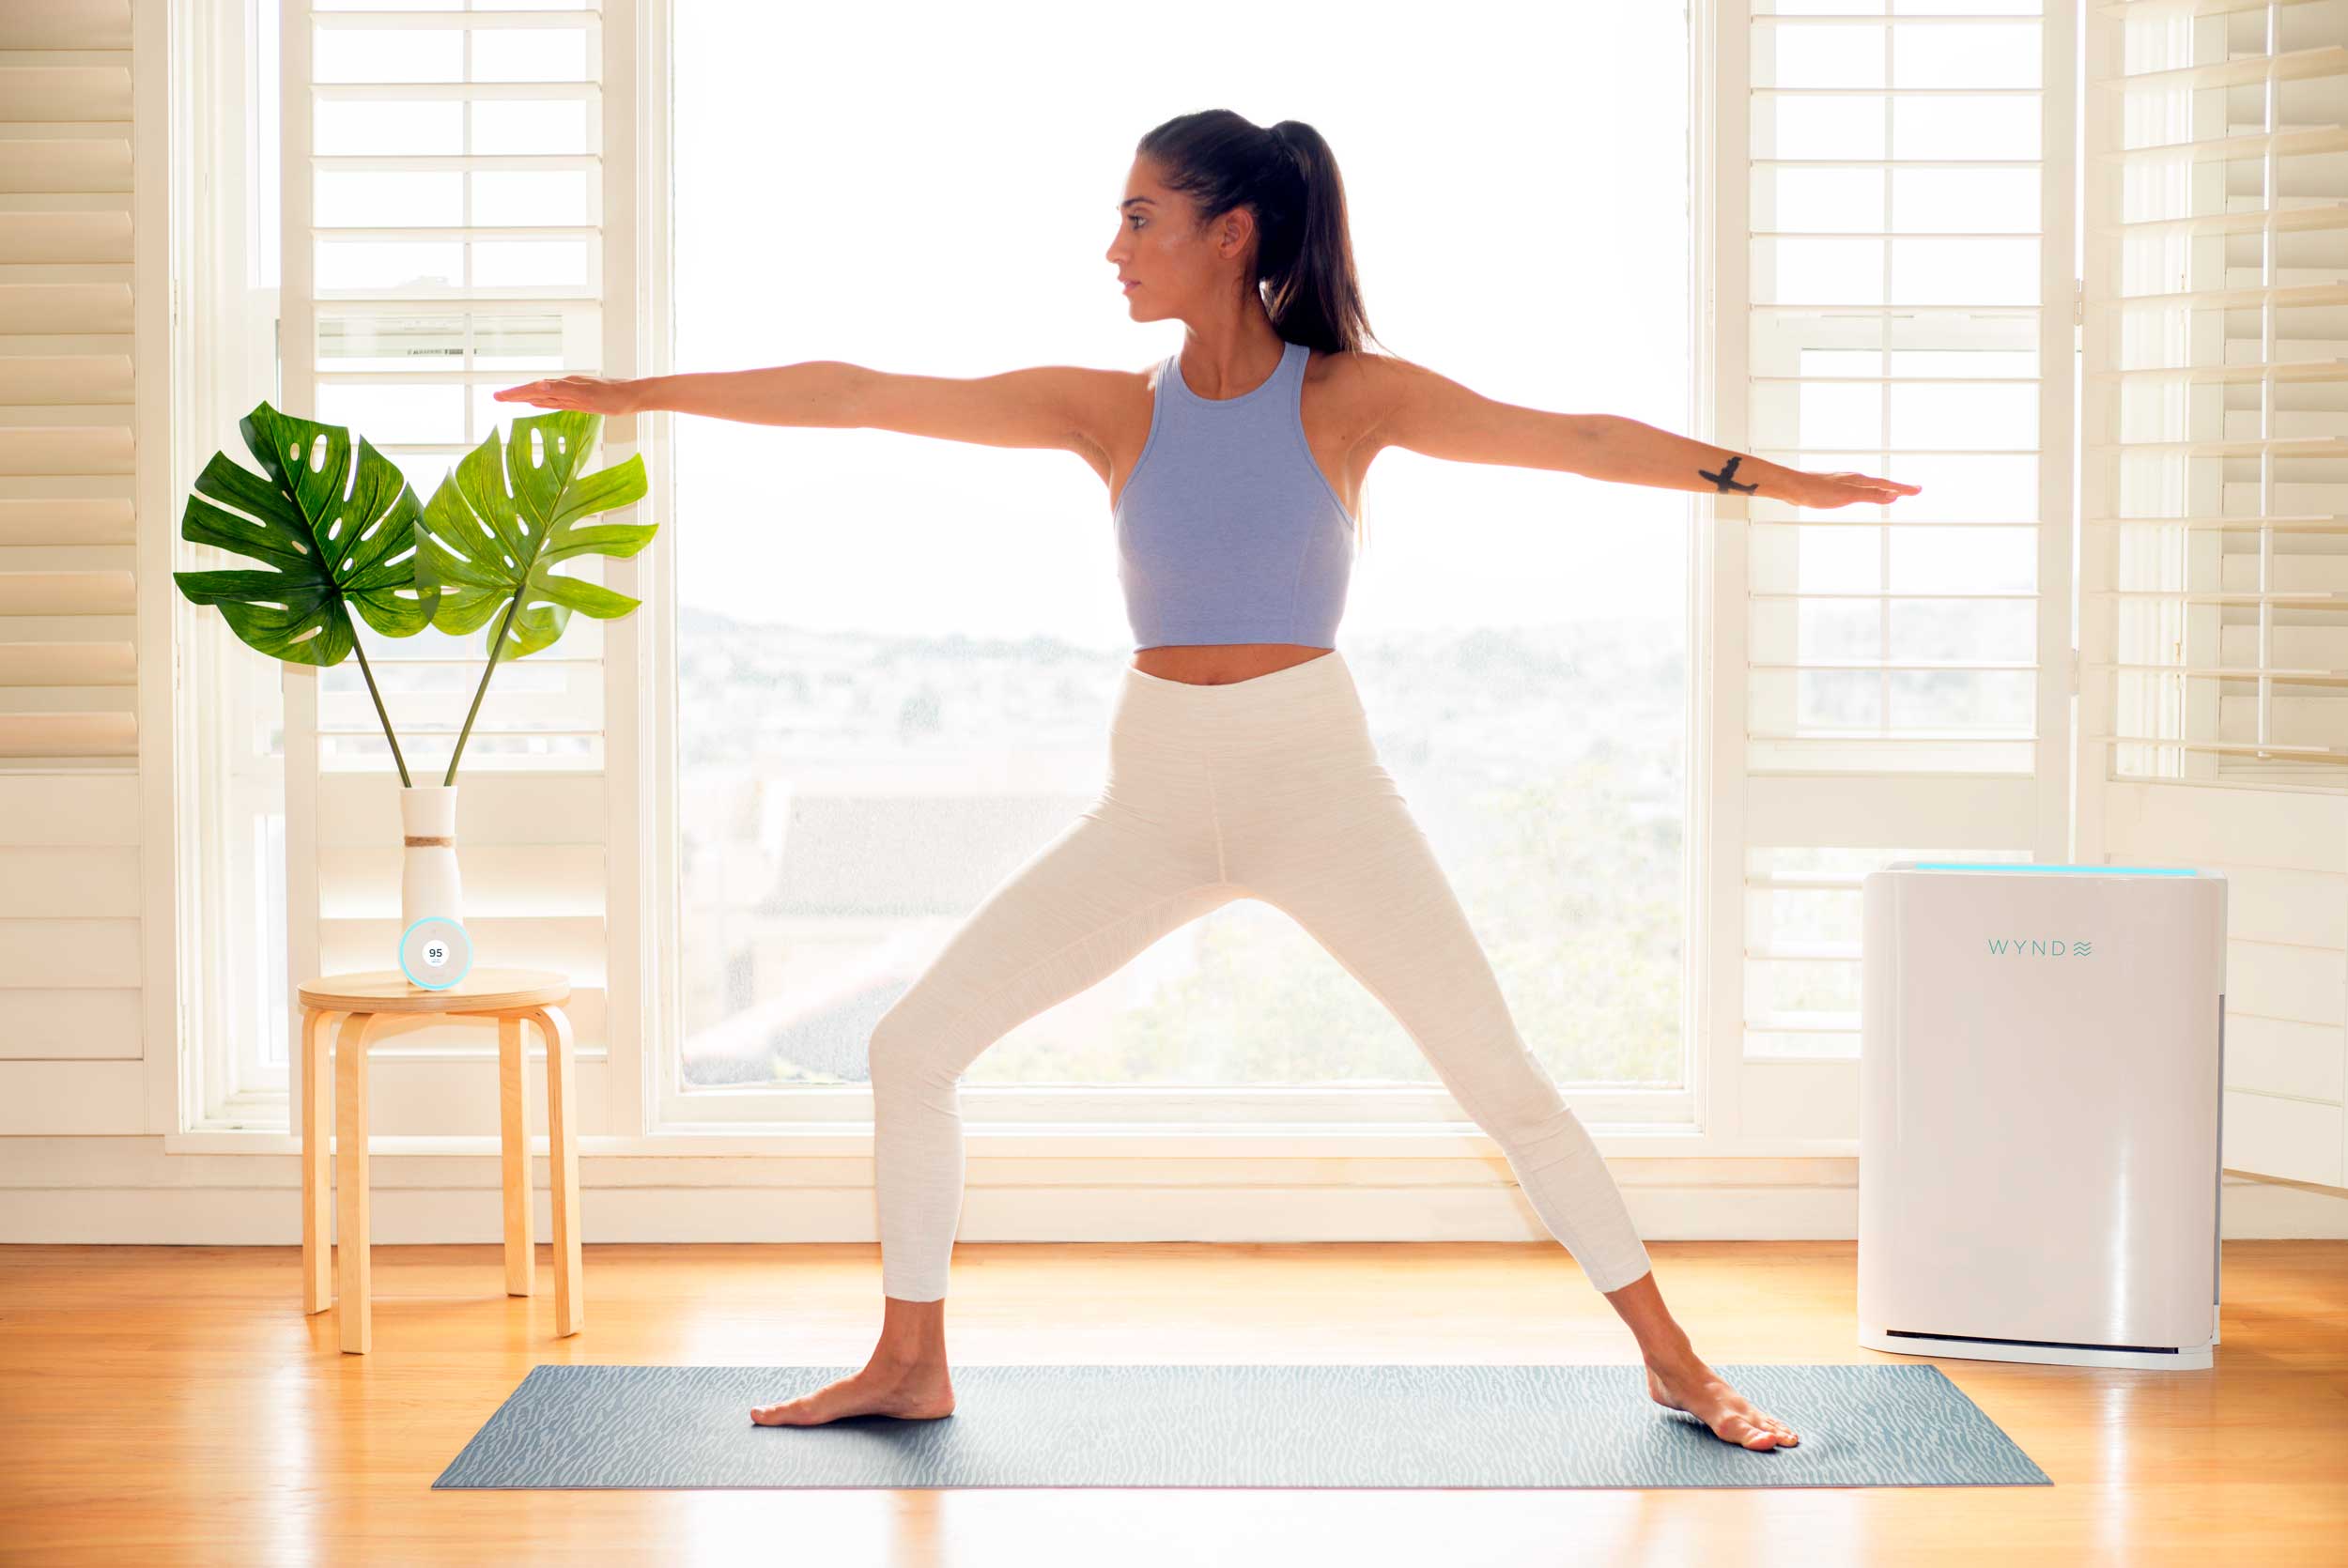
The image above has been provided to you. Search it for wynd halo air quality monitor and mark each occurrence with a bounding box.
[398,915,474,991]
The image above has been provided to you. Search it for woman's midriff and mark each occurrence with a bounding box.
[1130,643,1336,686]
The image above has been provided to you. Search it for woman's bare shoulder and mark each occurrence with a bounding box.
[1318,347,1417,385]
[1311,346,1412,403]
[1056,362,1156,483]
[1304,347,1415,449]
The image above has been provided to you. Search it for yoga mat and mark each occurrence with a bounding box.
[431,1362,2049,1490]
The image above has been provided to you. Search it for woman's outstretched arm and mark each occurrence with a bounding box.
[494,361,865,426]
[1365,355,1920,511]
[1558,413,1918,509]
[494,361,1111,456]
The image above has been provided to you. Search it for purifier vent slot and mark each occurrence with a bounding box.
[1887,1329,2180,1355]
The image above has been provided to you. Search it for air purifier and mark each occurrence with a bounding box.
[1857,861,2227,1371]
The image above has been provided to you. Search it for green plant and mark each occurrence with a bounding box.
[174,402,440,786]
[415,407,656,784]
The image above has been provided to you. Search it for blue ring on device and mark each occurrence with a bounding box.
[398,915,472,990]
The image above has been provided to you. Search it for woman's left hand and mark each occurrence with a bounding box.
[1787,469,1923,509]
[492,375,643,416]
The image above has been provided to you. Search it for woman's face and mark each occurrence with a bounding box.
[1104,160,1173,320]
[1106,158,1250,324]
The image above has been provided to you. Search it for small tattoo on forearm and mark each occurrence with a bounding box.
[1698,454,1758,494]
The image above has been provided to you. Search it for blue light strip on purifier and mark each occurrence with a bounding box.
[1908,863,2198,875]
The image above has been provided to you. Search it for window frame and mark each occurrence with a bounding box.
[177,0,295,1131]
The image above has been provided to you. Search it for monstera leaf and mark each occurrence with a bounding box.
[174,401,439,784]
[415,407,656,783]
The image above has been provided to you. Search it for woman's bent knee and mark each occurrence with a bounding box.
[865,1006,963,1099]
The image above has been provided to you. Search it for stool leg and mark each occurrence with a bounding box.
[335,1011,379,1355]
[301,1007,340,1315]
[498,1014,533,1297]
[529,1005,584,1337]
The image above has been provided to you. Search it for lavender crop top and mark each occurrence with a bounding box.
[1111,338,1358,651]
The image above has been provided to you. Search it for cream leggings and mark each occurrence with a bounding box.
[865,648,1653,1301]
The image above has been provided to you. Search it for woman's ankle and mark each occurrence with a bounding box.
[873,1293,948,1369]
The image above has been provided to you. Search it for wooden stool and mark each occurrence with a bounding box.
[296,967,583,1354]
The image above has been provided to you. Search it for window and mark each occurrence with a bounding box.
[1723,1,2075,1105]
[183,0,633,1131]
[656,1,1698,1130]
[176,0,2105,1158]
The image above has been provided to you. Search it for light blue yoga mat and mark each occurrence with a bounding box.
[431,1362,2049,1490]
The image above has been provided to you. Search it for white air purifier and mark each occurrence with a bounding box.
[1857,861,2227,1371]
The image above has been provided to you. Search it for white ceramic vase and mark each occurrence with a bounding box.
[398,783,463,933]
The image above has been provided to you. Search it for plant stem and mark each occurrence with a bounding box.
[444,593,521,787]
[345,618,410,789]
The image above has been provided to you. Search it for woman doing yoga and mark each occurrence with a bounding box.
[498,110,1920,1453]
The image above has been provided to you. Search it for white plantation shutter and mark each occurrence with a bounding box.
[1715,2,2076,1141]
[279,0,642,1130]
[2079,0,2348,1189]
[0,0,139,765]
[0,0,163,1137]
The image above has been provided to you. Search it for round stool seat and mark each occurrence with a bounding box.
[297,966,570,1014]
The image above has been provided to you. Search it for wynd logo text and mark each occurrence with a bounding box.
[1985,938,2094,957]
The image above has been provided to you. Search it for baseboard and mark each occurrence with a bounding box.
[1,1138,2340,1245]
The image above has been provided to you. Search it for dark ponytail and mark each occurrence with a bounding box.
[1135,110,1388,360]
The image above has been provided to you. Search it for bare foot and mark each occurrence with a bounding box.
[750,1360,955,1426]
[1645,1353,1800,1451]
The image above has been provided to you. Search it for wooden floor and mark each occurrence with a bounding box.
[3,1239,2343,1567]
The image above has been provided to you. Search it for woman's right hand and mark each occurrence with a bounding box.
[492,374,644,416]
